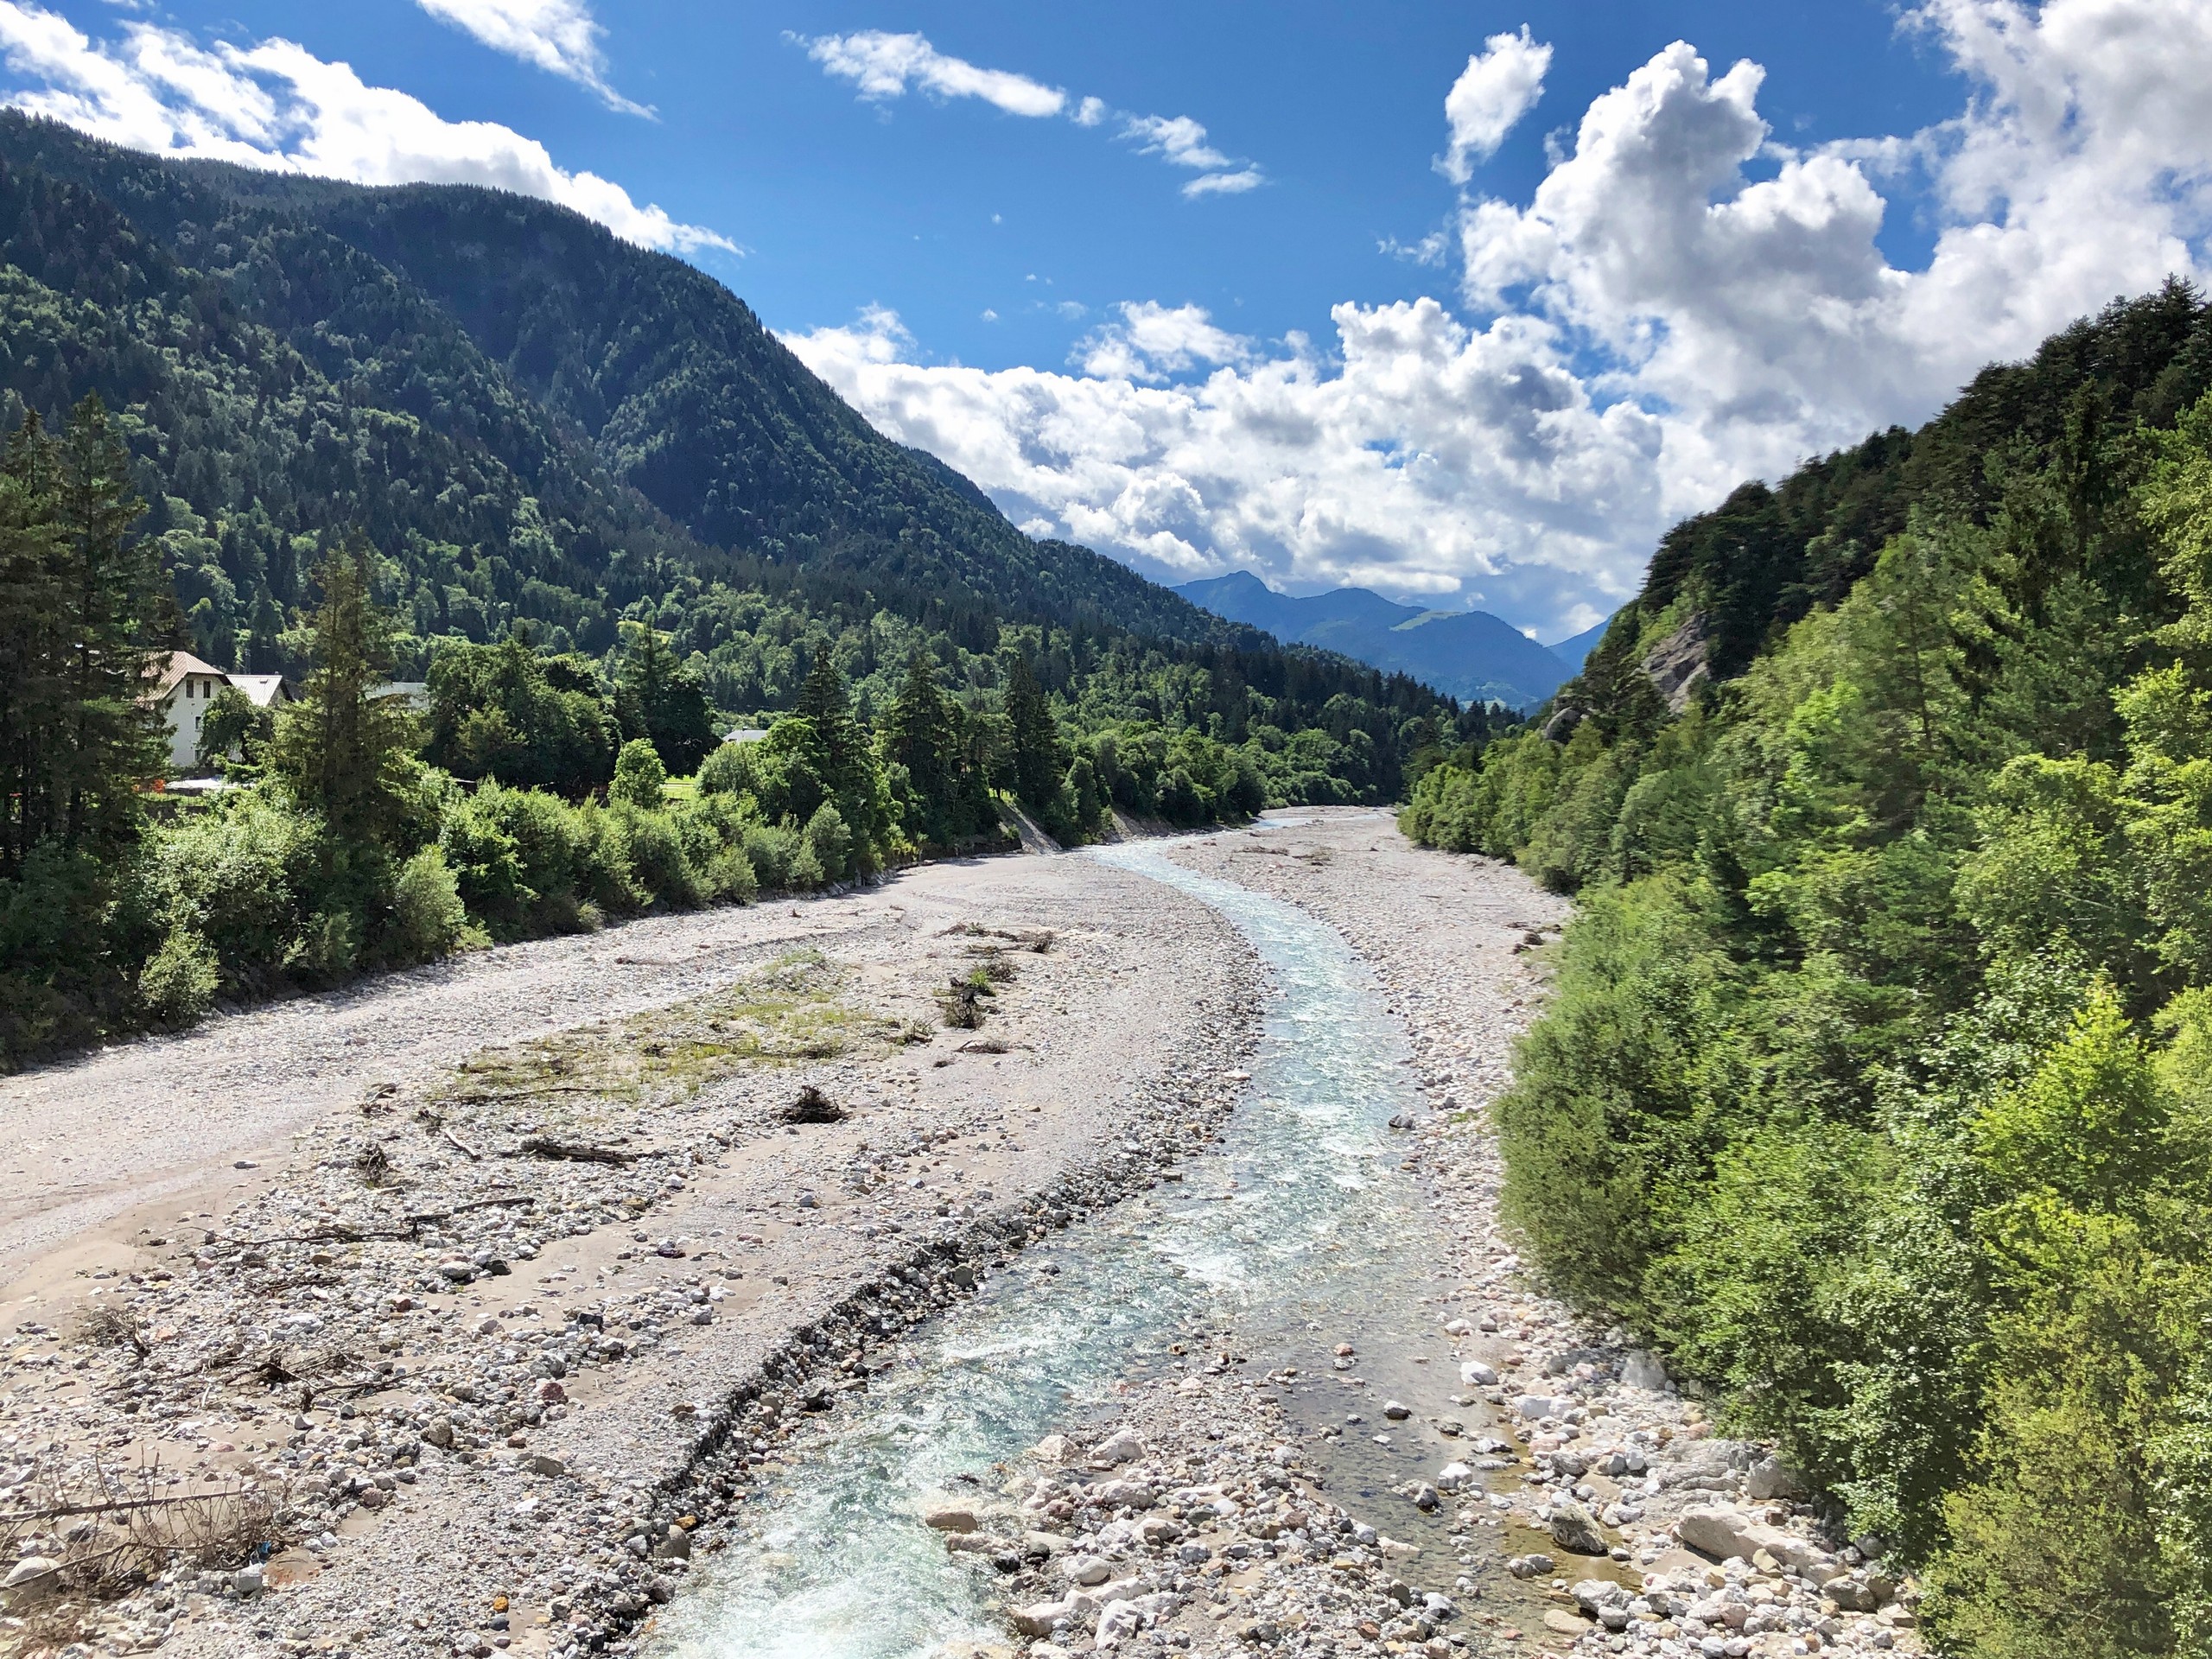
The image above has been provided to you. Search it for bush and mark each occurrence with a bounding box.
[286,908,358,983]
[804,802,852,882]
[671,795,760,905]
[137,795,321,989]
[139,925,218,1026]
[607,804,699,908]
[390,847,475,961]
[696,739,758,798]
[440,792,529,925]
[742,822,803,891]
[610,738,668,809]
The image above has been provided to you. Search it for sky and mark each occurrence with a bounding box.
[0,3,2209,641]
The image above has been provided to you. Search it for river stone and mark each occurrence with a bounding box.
[1460,1360,1498,1387]
[1091,1429,1145,1465]
[1,1557,60,1591]
[1435,1461,1474,1491]
[1746,1453,1807,1500]
[1573,1580,1630,1612]
[1543,1609,1591,1635]
[1030,1433,1075,1464]
[923,1506,980,1534]
[1089,1478,1154,1509]
[1678,1504,1822,1569]
[1096,1599,1144,1644]
[1009,1599,1070,1637]
[1548,1498,1609,1555]
[1065,1554,1112,1586]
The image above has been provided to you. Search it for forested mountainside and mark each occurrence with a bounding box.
[0,114,1465,800]
[1404,282,2212,1652]
[0,113,1496,1069]
[1175,570,1573,708]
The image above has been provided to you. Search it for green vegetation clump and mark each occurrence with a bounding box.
[1403,283,2212,1651]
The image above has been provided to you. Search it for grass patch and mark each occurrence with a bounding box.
[424,949,905,1122]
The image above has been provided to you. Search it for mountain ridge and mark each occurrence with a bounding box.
[1175,570,1569,707]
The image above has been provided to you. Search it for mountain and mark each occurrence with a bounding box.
[1175,570,1570,707]
[1544,614,1616,671]
[1401,283,2212,1639]
[0,114,1477,803]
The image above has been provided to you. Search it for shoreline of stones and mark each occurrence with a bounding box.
[549,963,1273,1658]
[1154,828,1928,1659]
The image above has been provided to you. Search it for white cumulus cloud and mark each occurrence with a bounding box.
[0,1,730,253]
[791,1,2212,638]
[799,29,1066,118]
[1440,24,1550,183]
[415,0,645,115]
[1120,112,1230,170]
[1075,302,1253,381]
[797,32,1259,198]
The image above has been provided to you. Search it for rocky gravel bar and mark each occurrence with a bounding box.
[1043,810,1927,1659]
[0,849,1264,1659]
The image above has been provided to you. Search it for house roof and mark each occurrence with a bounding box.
[145,650,226,698]
[227,673,294,708]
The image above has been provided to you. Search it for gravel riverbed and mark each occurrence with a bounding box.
[0,849,1263,1659]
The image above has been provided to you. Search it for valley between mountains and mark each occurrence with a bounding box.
[0,817,1917,1659]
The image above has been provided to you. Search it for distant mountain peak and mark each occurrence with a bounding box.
[1175,575,1567,708]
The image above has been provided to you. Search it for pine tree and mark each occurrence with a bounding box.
[1004,652,1062,810]
[268,540,419,852]
[0,399,161,876]
[797,652,864,798]
[883,652,954,809]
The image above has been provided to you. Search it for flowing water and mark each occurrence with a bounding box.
[652,838,1480,1659]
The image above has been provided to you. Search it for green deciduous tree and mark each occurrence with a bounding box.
[615,623,716,777]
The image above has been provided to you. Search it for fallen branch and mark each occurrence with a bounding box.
[508,1135,635,1166]
[0,1489,250,1523]
[440,1125,481,1162]
[220,1194,537,1251]
[443,1084,606,1103]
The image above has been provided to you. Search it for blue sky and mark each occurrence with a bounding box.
[155,1,1969,371]
[2,0,2209,639]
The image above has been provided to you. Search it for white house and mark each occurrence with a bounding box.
[146,652,296,772]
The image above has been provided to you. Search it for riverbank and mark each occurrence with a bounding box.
[0,850,1264,1659]
[1095,811,1924,1658]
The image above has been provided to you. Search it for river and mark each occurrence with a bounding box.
[650,839,1484,1658]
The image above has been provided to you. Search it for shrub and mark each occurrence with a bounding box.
[608,804,699,908]
[610,738,668,809]
[440,793,529,924]
[389,847,474,961]
[804,802,852,882]
[789,838,826,890]
[285,909,358,982]
[742,822,803,891]
[137,795,321,988]
[671,796,760,905]
[139,926,218,1026]
[696,739,758,798]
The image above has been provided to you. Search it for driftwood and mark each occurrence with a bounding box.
[510,1135,636,1166]
[440,1125,481,1162]
[781,1086,846,1125]
[0,1490,245,1523]
[227,1193,537,1249]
